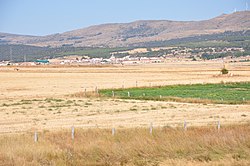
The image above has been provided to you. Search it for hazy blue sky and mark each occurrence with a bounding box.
[0,0,249,36]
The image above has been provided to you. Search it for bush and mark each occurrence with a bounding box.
[221,68,229,74]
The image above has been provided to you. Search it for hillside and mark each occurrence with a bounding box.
[0,29,250,62]
[0,11,249,48]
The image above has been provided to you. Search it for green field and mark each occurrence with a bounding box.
[100,82,250,104]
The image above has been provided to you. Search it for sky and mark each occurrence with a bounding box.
[0,0,249,36]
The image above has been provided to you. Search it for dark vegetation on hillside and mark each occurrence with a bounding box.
[0,45,130,62]
[0,30,249,62]
[132,30,250,48]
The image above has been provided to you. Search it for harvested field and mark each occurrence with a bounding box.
[0,98,249,133]
[0,61,250,99]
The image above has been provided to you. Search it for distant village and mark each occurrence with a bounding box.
[0,46,249,66]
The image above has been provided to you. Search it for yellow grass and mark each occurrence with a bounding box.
[0,124,249,165]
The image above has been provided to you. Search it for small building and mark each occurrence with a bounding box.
[35,60,49,64]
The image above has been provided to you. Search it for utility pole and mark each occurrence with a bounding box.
[9,46,13,62]
[24,55,27,62]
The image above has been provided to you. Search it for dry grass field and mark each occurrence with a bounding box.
[0,61,250,165]
[0,125,249,166]
[0,98,249,134]
[0,61,249,133]
[0,61,249,99]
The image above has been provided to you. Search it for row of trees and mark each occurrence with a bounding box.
[201,51,250,60]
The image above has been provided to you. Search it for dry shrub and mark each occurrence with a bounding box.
[221,68,229,75]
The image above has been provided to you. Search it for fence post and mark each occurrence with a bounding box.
[217,120,220,131]
[34,132,38,142]
[128,92,130,97]
[71,126,75,140]
[112,128,116,136]
[112,91,115,97]
[160,95,162,99]
[84,88,87,96]
[95,87,99,95]
[150,122,153,135]
[184,120,187,131]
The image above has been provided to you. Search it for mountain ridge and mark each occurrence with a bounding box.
[0,11,249,48]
